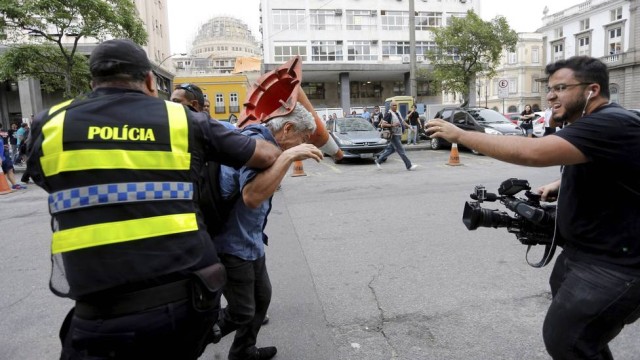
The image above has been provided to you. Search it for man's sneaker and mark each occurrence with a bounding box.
[11,184,27,190]
[408,165,418,171]
[256,346,277,359]
[374,160,382,170]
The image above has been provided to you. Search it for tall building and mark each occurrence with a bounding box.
[259,0,480,112]
[537,0,640,107]
[0,1,171,127]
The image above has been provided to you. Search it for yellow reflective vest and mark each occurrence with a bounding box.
[33,91,213,298]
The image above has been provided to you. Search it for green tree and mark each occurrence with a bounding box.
[0,0,147,98]
[426,11,517,104]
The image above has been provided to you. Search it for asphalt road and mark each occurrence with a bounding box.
[1,149,639,360]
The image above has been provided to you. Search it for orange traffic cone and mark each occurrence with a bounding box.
[0,168,14,195]
[446,143,462,166]
[291,160,307,177]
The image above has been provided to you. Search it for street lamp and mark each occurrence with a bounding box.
[156,52,187,68]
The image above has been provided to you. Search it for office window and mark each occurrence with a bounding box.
[381,11,408,30]
[577,36,590,56]
[608,27,622,54]
[302,82,325,100]
[552,41,564,61]
[215,93,225,114]
[392,81,405,96]
[347,10,377,30]
[229,93,239,113]
[531,76,540,93]
[416,12,442,30]
[446,13,466,26]
[310,9,341,30]
[415,41,436,58]
[311,41,343,61]
[508,51,517,64]
[272,9,306,31]
[382,41,410,59]
[274,42,307,62]
[347,41,377,61]
[417,80,437,96]
[579,18,590,31]
[531,47,540,63]
[350,81,381,99]
[610,7,622,21]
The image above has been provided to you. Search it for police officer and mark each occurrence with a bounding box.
[26,39,280,360]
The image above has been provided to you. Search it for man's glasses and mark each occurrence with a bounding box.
[178,83,204,103]
[546,83,589,94]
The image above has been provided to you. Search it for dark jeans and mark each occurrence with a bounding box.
[218,254,272,360]
[543,252,640,359]
[377,135,412,169]
[60,299,217,360]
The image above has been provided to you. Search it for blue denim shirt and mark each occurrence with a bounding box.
[212,125,276,260]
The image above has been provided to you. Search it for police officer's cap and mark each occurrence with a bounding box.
[90,39,152,77]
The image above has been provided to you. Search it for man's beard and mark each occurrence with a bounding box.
[555,97,587,123]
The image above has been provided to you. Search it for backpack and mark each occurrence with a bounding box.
[197,161,239,238]
[198,124,269,238]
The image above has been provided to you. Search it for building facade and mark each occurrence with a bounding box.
[174,74,251,121]
[0,0,171,128]
[537,0,640,108]
[260,0,480,112]
[477,33,546,114]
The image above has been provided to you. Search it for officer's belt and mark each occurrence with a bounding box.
[49,181,194,214]
[74,263,226,320]
[75,278,192,320]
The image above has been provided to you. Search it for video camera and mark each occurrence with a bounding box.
[462,178,557,248]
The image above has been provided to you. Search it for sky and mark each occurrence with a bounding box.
[167,0,581,54]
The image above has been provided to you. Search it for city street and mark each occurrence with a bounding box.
[1,148,638,360]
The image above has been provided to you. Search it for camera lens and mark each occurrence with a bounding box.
[463,201,513,230]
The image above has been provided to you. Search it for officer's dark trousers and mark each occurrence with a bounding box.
[59,299,217,360]
[543,252,640,359]
[218,254,271,360]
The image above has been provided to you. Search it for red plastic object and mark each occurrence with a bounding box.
[238,56,343,160]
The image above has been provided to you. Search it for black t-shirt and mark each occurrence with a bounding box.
[7,129,17,145]
[554,103,640,270]
[520,110,533,129]
[408,111,420,126]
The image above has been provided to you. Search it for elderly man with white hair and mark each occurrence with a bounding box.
[211,104,323,360]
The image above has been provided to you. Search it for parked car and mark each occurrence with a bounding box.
[503,112,521,124]
[325,117,389,163]
[430,107,525,154]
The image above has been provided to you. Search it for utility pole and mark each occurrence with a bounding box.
[409,0,417,99]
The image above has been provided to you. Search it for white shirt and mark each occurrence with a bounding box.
[544,108,553,127]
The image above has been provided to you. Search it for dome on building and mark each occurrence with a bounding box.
[191,16,262,59]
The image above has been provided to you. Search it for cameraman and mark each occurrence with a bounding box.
[427,56,640,359]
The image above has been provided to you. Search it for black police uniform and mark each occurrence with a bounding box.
[27,88,256,359]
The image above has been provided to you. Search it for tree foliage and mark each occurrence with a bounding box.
[0,0,147,98]
[426,11,518,102]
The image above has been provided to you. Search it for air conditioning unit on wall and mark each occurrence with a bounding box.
[402,55,410,63]
[416,55,424,62]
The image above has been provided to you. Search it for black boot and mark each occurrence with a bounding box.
[255,347,277,360]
